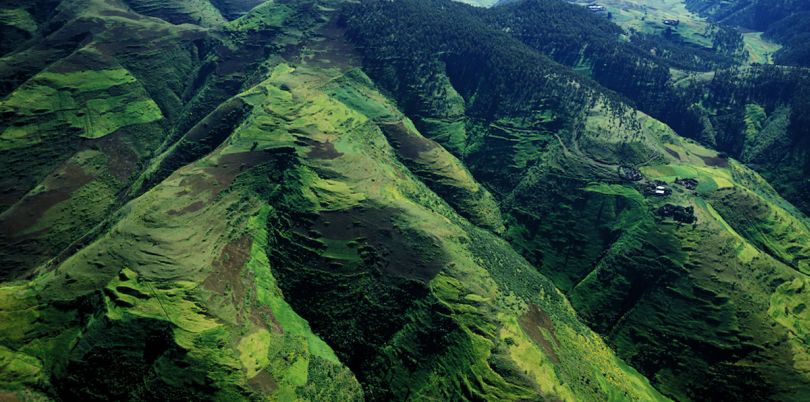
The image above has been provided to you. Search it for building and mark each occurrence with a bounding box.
[645,182,671,197]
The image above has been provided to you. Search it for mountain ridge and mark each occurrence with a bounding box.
[0,0,808,400]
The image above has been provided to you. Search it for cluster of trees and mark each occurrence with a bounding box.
[685,0,809,31]
[339,0,619,124]
[675,65,810,212]
[480,0,742,71]
[763,11,810,67]
[473,0,810,214]
[340,0,752,142]
[340,0,810,214]
[686,0,810,67]
[473,0,736,142]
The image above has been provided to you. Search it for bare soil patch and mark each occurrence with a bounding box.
[167,201,205,216]
[700,154,728,167]
[204,151,273,193]
[180,150,277,199]
[305,139,343,160]
[0,162,93,236]
[665,147,681,160]
[305,17,361,70]
[93,132,139,181]
[204,236,252,302]
[518,304,560,364]
[247,370,277,394]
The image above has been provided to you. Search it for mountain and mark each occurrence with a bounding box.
[0,0,809,400]
[685,0,809,31]
[685,0,810,66]
[343,1,810,399]
[470,0,810,221]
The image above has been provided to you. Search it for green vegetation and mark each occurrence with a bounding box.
[685,0,810,66]
[342,1,810,399]
[479,1,810,220]
[743,32,782,64]
[1,65,162,148]
[122,0,227,26]
[572,0,715,47]
[0,8,36,33]
[0,0,809,400]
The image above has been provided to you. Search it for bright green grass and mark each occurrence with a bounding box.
[417,117,468,155]
[225,1,292,31]
[231,61,670,401]
[698,199,759,263]
[584,183,645,204]
[0,345,43,385]
[246,206,340,365]
[706,185,810,275]
[640,163,731,194]
[79,95,162,138]
[571,0,714,48]
[744,103,767,142]
[769,277,810,373]
[0,117,361,399]
[0,67,162,147]
[741,106,790,162]
[743,32,782,64]
[324,69,401,120]
[35,69,138,91]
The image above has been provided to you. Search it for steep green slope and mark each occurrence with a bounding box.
[238,61,667,401]
[0,0,314,279]
[342,0,810,399]
[673,66,810,215]
[685,0,808,31]
[476,1,810,218]
[0,0,203,278]
[0,0,671,400]
[685,0,810,67]
[476,0,711,143]
[1,0,809,400]
[565,0,750,60]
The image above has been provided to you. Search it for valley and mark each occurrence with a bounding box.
[568,0,781,63]
[0,0,808,400]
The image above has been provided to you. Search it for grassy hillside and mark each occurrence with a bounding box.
[573,0,782,64]
[672,66,810,215]
[475,1,810,219]
[342,0,810,399]
[0,0,318,279]
[0,0,808,400]
[685,0,810,67]
[0,0,670,400]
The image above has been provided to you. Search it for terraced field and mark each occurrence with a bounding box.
[568,0,780,63]
[0,0,808,400]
